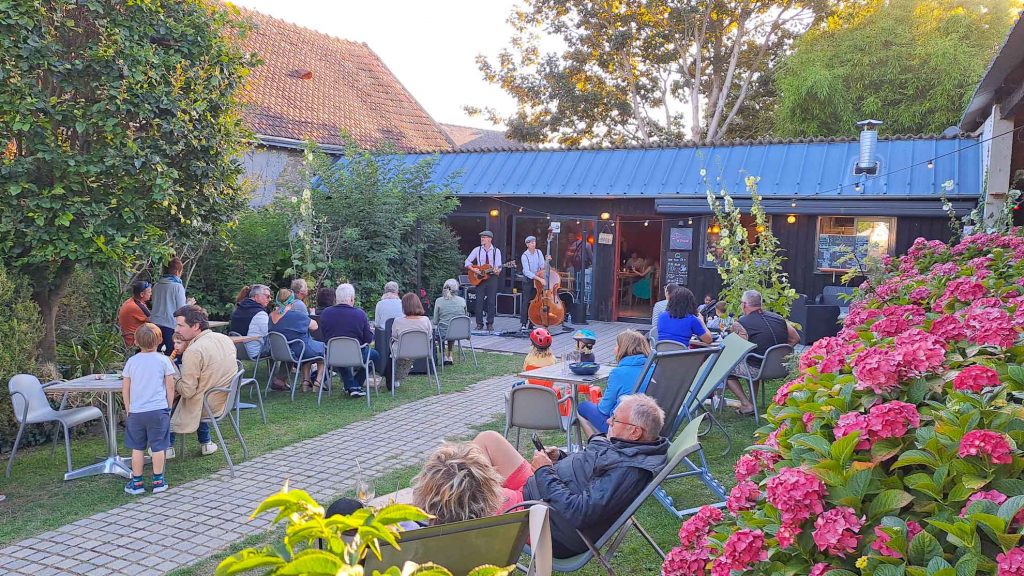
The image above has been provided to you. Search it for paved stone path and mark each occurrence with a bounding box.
[0,374,516,576]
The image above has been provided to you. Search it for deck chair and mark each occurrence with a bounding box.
[364,505,552,576]
[509,415,706,575]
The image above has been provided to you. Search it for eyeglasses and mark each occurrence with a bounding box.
[609,416,644,432]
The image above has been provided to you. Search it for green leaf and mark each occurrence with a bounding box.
[831,430,861,464]
[275,550,345,575]
[892,449,940,469]
[909,531,943,566]
[877,564,907,576]
[997,495,1024,524]
[823,570,859,576]
[215,549,286,576]
[955,554,978,576]
[871,438,904,462]
[791,433,833,457]
[993,479,1024,496]
[467,566,515,576]
[869,489,915,519]
[373,504,431,526]
[1007,365,1024,385]
[927,557,953,576]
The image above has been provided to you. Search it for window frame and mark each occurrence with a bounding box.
[814,215,897,273]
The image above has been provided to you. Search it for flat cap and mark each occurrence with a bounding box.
[479,230,494,238]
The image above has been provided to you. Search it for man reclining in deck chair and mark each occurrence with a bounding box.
[473,394,668,559]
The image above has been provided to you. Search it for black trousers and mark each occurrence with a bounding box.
[474,276,499,327]
[520,279,535,326]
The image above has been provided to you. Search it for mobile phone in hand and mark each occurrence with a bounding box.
[531,432,545,452]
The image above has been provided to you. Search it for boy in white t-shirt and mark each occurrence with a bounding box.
[122,323,176,495]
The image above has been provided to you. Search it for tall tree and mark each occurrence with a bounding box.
[472,0,837,146]
[774,0,1019,137]
[0,0,256,359]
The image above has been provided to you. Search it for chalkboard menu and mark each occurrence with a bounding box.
[816,234,868,270]
[664,251,688,285]
[669,227,693,251]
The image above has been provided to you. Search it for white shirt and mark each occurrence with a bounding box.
[244,311,269,360]
[520,249,546,280]
[123,352,176,413]
[464,245,502,269]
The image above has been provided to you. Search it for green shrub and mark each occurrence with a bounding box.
[0,266,46,452]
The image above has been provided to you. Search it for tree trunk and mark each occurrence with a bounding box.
[31,261,76,362]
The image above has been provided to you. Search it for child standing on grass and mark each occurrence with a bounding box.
[122,322,176,495]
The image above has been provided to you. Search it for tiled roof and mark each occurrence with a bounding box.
[440,124,530,151]
[236,7,453,152]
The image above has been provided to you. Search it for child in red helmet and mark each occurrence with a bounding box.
[521,327,556,387]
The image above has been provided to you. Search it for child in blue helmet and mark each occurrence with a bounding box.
[573,329,597,363]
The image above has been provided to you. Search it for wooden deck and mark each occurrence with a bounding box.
[468,316,651,364]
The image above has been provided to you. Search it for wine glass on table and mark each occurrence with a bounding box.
[356,476,375,507]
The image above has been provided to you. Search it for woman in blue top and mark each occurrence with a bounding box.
[269,288,325,392]
[657,287,712,346]
[577,330,652,436]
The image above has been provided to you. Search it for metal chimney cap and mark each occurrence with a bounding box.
[856,119,884,129]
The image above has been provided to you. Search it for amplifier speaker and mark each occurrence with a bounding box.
[496,292,521,316]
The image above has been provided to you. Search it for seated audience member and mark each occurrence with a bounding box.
[315,286,336,314]
[626,252,644,271]
[432,279,468,365]
[169,305,236,457]
[577,330,651,435]
[375,281,404,326]
[649,283,679,337]
[290,279,311,315]
[656,287,712,346]
[727,289,801,416]
[412,442,504,526]
[706,300,730,333]
[269,288,325,391]
[697,293,715,315]
[118,280,153,347]
[390,293,433,385]
[318,283,378,398]
[519,327,556,387]
[230,284,272,360]
[472,394,668,559]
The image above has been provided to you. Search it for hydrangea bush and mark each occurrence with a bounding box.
[664,231,1024,576]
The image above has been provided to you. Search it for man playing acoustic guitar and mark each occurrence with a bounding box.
[465,230,503,331]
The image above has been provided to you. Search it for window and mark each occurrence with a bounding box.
[700,215,772,269]
[815,216,895,272]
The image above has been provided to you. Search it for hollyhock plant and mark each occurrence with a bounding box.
[667,229,1024,576]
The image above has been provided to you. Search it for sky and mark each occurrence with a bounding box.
[230,0,522,129]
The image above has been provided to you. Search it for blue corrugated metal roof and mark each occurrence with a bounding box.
[361,137,981,200]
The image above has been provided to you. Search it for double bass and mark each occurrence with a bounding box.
[528,229,566,327]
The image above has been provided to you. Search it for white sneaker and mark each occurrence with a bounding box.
[165,447,175,460]
[200,442,219,456]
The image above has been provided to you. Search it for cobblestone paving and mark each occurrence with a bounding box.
[0,375,515,576]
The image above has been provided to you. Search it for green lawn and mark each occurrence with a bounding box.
[171,380,781,576]
[0,351,522,546]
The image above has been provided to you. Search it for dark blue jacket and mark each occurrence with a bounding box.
[524,434,668,558]
[319,303,373,345]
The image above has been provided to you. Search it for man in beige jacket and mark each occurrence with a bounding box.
[169,305,236,457]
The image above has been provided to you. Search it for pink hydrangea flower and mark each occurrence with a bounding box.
[931,314,967,343]
[867,401,920,441]
[834,412,870,450]
[726,481,760,514]
[872,305,926,337]
[803,412,815,428]
[734,453,763,483]
[996,547,1024,576]
[764,424,787,449]
[776,522,801,549]
[942,277,987,303]
[893,328,947,377]
[678,505,723,548]
[959,429,1014,465]
[812,507,863,557]
[909,286,932,303]
[954,365,1000,393]
[961,489,1008,516]
[809,564,830,576]
[964,306,1016,349]
[845,306,884,330]
[715,529,767,574]
[773,381,794,405]
[871,521,921,558]
[766,468,827,525]
[852,346,901,394]
[663,546,710,576]
[800,337,854,374]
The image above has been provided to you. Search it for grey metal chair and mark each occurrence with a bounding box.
[6,374,108,478]
[323,337,376,408]
[230,331,270,391]
[234,359,267,425]
[504,384,580,451]
[744,343,795,409]
[199,369,248,477]
[266,331,324,401]
[390,330,440,396]
[436,315,477,372]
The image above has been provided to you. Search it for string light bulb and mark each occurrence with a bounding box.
[756,225,765,233]
[489,208,499,217]
[687,217,693,225]
[854,182,862,192]
[546,215,551,220]
[710,224,720,234]
[787,214,796,224]
[518,207,523,213]
[644,220,649,227]
[600,212,610,220]
[791,199,797,208]
[927,160,934,169]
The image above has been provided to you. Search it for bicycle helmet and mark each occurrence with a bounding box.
[530,328,553,349]
[572,329,597,346]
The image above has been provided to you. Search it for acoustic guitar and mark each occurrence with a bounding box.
[467,261,516,286]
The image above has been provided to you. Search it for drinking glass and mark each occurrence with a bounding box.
[356,477,375,506]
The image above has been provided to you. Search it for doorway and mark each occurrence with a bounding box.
[614,218,663,321]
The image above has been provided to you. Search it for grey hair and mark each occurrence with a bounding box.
[290,278,308,294]
[620,394,665,441]
[384,281,400,294]
[442,279,459,300]
[742,289,763,308]
[249,284,272,297]
[335,283,355,304]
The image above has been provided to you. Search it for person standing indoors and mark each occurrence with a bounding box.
[519,235,550,331]
[565,231,593,305]
[117,280,153,348]
[465,230,502,332]
[151,257,188,355]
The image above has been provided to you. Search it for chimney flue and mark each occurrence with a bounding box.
[854,119,883,175]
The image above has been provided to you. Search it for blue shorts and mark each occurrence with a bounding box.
[124,409,171,452]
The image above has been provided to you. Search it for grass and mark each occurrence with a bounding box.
[171,380,783,576]
[0,351,522,547]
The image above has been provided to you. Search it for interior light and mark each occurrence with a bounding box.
[927,160,934,169]
[756,225,765,233]
[790,199,797,208]
[600,212,611,220]
[787,214,796,224]
[489,209,500,217]
[710,224,720,234]
[687,217,693,225]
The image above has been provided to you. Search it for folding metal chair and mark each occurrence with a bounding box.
[323,336,376,408]
[199,369,248,478]
[744,343,795,409]
[390,330,440,396]
[504,384,581,452]
[436,315,478,372]
[266,331,324,401]
[234,359,267,425]
[229,331,269,391]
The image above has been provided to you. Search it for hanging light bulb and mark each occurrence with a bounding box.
[576,219,581,225]
[518,207,523,213]
[546,215,551,220]
[489,208,499,217]
[756,225,765,233]
[787,214,796,224]
[791,199,797,208]
[644,220,649,227]
[711,224,721,234]
[927,160,934,169]
[854,182,862,192]
[687,217,693,225]
[600,212,611,220]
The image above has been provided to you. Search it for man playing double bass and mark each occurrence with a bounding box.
[465,230,503,331]
[519,235,551,331]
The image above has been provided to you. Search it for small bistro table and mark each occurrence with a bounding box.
[47,374,134,481]
[517,362,613,451]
